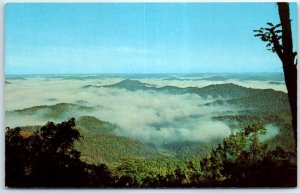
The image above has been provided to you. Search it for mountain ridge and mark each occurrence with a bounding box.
[92,79,270,99]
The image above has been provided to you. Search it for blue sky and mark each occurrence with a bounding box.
[5,3,298,74]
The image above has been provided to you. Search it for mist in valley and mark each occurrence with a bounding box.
[5,73,286,144]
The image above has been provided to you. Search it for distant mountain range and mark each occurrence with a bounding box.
[6,72,285,81]
[9,80,290,118]
[269,81,284,85]
[97,79,285,100]
[6,80,292,162]
[91,79,258,99]
[81,79,291,114]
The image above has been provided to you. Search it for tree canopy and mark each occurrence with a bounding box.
[5,119,296,187]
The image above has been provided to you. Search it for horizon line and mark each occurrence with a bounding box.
[5,71,284,76]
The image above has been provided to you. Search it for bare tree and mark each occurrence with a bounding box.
[254,2,297,146]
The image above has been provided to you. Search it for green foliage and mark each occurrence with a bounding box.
[8,103,93,119]
[162,140,222,159]
[75,133,158,164]
[6,118,296,187]
[74,116,158,163]
[253,23,282,52]
[76,115,117,135]
[114,156,147,187]
[216,124,295,187]
[17,115,159,164]
[101,156,188,187]
[108,123,296,187]
[5,118,114,188]
[210,89,290,114]
[213,112,294,152]
[192,83,256,99]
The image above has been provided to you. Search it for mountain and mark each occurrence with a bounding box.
[15,115,158,164]
[81,84,94,89]
[229,89,290,113]
[162,140,222,158]
[7,103,94,119]
[6,76,27,80]
[76,116,117,135]
[224,73,285,81]
[47,98,57,101]
[76,133,158,163]
[208,89,290,114]
[189,83,257,99]
[101,79,260,99]
[200,75,228,81]
[269,81,284,85]
[73,115,158,163]
[103,79,152,91]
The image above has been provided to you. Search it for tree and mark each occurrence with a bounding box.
[5,118,113,187]
[254,2,297,146]
[219,125,296,187]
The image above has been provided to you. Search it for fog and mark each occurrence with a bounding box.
[135,78,287,92]
[5,74,285,143]
[260,124,280,142]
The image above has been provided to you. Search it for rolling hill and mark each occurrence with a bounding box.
[76,115,118,135]
[15,115,158,164]
[87,79,264,99]
[104,79,153,91]
[6,103,94,119]
[6,80,293,163]
[207,89,290,114]
[75,116,159,163]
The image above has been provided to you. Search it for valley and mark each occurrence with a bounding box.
[5,73,294,164]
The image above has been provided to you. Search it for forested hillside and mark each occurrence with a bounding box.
[99,79,261,99]
[6,81,294,161]
[5,118,296,187]
[5,74,295,187]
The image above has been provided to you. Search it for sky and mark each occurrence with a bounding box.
[5,3,298,75]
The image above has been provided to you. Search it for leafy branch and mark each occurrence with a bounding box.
[253,22,282,53]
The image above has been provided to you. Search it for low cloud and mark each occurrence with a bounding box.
[136,77,287,92]
[5,75,283,144]
[260,124,280,142]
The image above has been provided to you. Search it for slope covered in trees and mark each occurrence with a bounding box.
[6,81,294,160]
[5,75,295,187]
[7,103,94,119]
[87,79,281,100]
[15,116,159,164]
[208,89,290,114]
[5,119,296,187]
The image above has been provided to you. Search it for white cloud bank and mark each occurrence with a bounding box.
[5,75,283,143]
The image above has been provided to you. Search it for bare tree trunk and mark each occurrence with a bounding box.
[277,2,297,148]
